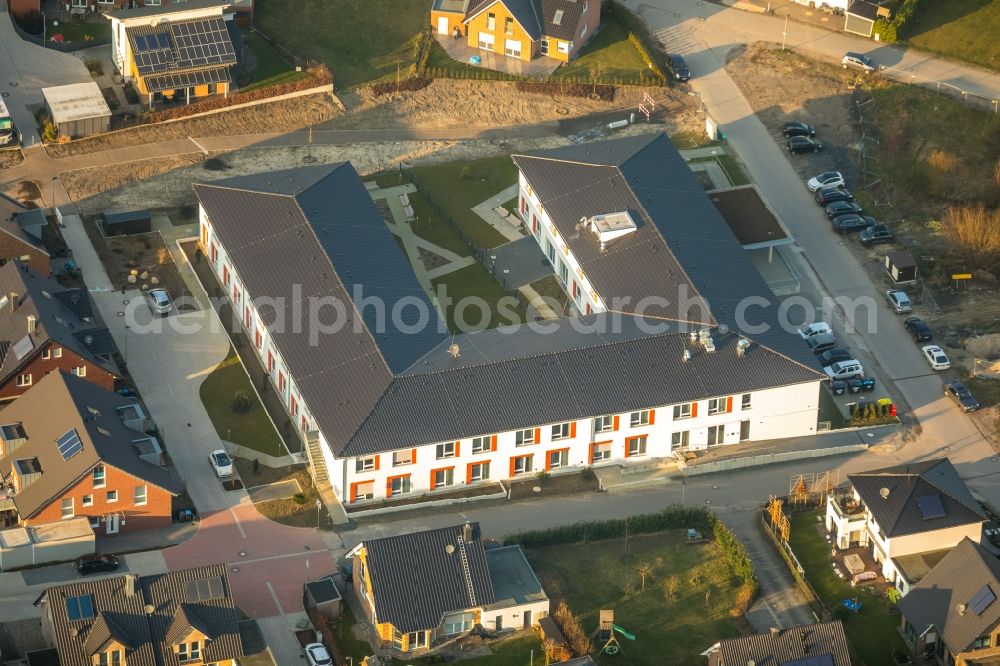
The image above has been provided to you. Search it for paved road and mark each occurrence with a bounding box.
[0,0,91,147]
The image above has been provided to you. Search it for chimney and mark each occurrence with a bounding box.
[462,521,474,543]
[769,627,780,636]
[682,349,691,363]
[9,292,17,312]
[26,315,35,335]
[125,574,138,597]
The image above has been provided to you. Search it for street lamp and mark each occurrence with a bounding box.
[51,176,58,212]
[781,13,789,51]
[315,497,322,527]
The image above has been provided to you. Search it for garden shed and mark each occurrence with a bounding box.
[102,208,152,236]
[303,575,342,619]
[845,0,891,38]
[884,251,917,285]
[41,82,111,139]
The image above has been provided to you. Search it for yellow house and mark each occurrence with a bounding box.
[433,0,601,63]
[107,2,237,108]
[349,522,550,655]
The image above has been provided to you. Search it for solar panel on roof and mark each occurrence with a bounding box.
[65,594,95,621]
[185,576,225,601]
[12,334,34,360]
[156,33,170,48]
[134,34,148,51]
[56,428,83,460]
[917,494,946,520]
[969,584,997,615]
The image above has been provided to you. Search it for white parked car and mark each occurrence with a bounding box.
[799,322,832,340]
[807,171,845,192]
[824,359,864,381]
[922,345,951,371]
[305,643,333,666]
[208,449,233,478]
[146,288,172,316]
[886,290,912,314]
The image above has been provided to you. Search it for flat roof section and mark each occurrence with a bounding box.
[485,545,548,607]
[895,548,953,585]
[709,185,792,249]
[41,82,112,125]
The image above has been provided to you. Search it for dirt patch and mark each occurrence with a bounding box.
[81,218,192,302]
[0,150,24,171]
[234,456,307,485]
[62,154,204,208]
[335,80,694,130]
[3,180,43,208]
[507,470,600,500]
[418,246,449,271]
[46,93,341,158]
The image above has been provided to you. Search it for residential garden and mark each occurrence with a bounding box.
[902,0,1000,73]
[765,507,909,665]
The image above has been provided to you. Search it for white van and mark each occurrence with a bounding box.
[799,322,832,340]
[824,360,864,381]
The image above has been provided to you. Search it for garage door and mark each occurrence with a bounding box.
[478,32,494,50]
[505,38,521,58]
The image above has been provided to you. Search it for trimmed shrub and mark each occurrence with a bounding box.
[874,0,924,43]
[514,80,615,101]
[369,77,432,97]
[230,390,252,414]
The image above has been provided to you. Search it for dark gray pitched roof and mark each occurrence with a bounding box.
[0,195,49,257]
[305,577,342,604]
[0,262,113,387]
[42,565,242,666]
[465,0,543,40]
[714,621,852,666]
[512,133,819,369]
[0,371,179,519]
[163,604,215,646]
[539,0,588,41]
[362,523,496,633]
[848,458,985,538]
[197,140,823,459]
[847,0,882,20]
[343,319,820,456]
[898,538,1000,655]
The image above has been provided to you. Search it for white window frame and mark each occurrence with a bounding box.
[355,481,375,500]
[82,494,93,507]
[741,393,752,410]
[551,422,571,441]
[436,442,456,459]
[548,449,568,469]
[390,476,411,496]
[93,465,106,488]
[673,403,693,420]
[392,450,413,466]
[107,490,118,503]
[134,485,147,506]
[408,631,428,649]
[504,16,514,35]
[707,397,728,415]
[515,429,536,446]
[61,498,74,519]
[512,456,533,476]
[581,22,588,38]
[433,468,454,489]
[15,374,31,387]
[443,612,474,636]
[672,431,690,447]
[486,12,495,30]
[627,436,647,457]
[471,436,492,454]
[355,456,377,472]
[470,462,490,482]
[707,424,724,446]
[629,410,651,427]
[540,38,549,55]
[594,415,613,433]
[72,366,87,377]
[557,41,569,54]
[504,38,521,58]
[592,443,611,462]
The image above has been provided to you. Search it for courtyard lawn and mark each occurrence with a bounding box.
[432,264,527,333]
[254,0,427,88]
[409,155,517,249]
[243,31,295,81]
[552,12,653,84]
[199,349,284,457]
[788,510,908,665]
[46,19,110,44]
[527,531,746,664]
[904,0,1000,72]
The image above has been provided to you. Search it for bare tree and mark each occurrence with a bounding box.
[637,562,652,592]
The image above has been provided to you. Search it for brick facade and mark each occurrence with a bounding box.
[0,235,49,277]
[0,342,114,402]
[23,462,173,535]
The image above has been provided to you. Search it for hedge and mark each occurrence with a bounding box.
[148,65,333,123]
[611,0,668,85]
[507,505,757,587]
[873,0,924,43]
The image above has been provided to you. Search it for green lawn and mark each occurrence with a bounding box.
[408,193,474,258]
[199,349,284,456]
[432,264,527,332]
[527,531,745,665]
[47,19,110,44]
[255,0,427,88]
[243,31,294,81]
[409,155,518,249]
[905,0,1000,72]
[330,603,373,663]
[552,13,652,84]
[788,510,908,665]
[425,40,521,80]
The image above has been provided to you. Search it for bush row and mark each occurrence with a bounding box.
[369,78,432,97]
[627,32,667,85]
[873,0,923,43]
[515,80,615,101]
[148,65,333,123]
[611,0,669,84]
[506,505,757,587]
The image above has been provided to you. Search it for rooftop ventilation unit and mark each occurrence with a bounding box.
[587,212,637,251]
[736,338,751,357]
[698,328,715,353]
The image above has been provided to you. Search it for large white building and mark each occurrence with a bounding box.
[193,133,825,509]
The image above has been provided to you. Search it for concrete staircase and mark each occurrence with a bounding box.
[304,430,329,485]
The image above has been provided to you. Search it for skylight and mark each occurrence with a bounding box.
[66,594,95,621]
[969,584,997,616]
[553,9,564,25]
[185,576,225,602]
[917,494,946,520]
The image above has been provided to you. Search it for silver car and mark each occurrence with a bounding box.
[146,288,172,316]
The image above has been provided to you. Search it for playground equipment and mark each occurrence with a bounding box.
[841,598,863,613]
[686,528,707,544]
[595,610,636,655]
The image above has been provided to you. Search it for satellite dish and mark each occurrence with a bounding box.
[880,487,890,499]
[84,335,93,345]
[448,343,460,359]
[957,603,967,615]
[69,628,79,637]
[144,604,155,615]
[445,544,455,555]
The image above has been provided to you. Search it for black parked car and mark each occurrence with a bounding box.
[786,136,823,154]
[944,381,979,412]
[807,333,837,354]
[825,201,864,219]
[669,54,690,81]
[76,554,120,575]
[904,316,932,342]
[831,214,875,234]
[859,224,894,245]
[818,347,852,367]
[781,121,816,137]
[815,187,854,206]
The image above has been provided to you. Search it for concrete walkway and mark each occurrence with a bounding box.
[472,184,524,243]
[517,284,560,320]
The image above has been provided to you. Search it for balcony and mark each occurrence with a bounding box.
[829,494,866,520]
